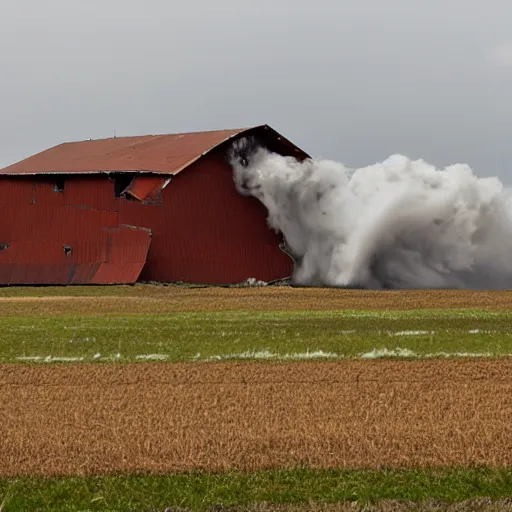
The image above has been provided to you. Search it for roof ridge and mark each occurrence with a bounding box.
[67,127,255,145]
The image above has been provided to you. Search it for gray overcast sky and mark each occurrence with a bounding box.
[1,0,512,180]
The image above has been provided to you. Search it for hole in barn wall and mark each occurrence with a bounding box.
[123,192,139,202]
[113,175,135,198]
[63,245,72,256]
[0,243,10,251]
[54,178,65,192]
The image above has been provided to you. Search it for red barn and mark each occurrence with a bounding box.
[0,125,308,285]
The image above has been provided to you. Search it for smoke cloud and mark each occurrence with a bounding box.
[228,137,512,289]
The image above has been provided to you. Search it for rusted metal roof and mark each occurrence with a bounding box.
[0,125,309,176]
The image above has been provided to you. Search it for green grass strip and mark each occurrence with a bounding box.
[1,467,512,511]
[2,310,512,364]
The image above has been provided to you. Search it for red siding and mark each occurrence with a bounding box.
[107,227,152,263]
[0,206,118,242]
[0,178,151,285]
[65,177,118,212]
[69,263,102,285]
[33,181,65,206]
[90,262,147,284]
[118,199,164,230]
[138,151,293,284]
[0,229,151,285]
[0,179,34,205]
[0,153,293,285]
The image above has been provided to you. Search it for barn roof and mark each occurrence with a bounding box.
[0,124,309,176]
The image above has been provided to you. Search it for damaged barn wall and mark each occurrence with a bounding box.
[0,151,293,285]
[120,150,293,284]
[140,150,293,284]
[0,176,150,285]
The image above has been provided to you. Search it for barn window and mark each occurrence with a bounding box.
[63,245,72,256]
[113,175,134,198]
[0,243,10,252]
[54,177,65,192]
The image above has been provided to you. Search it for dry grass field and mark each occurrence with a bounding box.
[0,286,511,316]
[2,287,512,510]
[2,359,512,477]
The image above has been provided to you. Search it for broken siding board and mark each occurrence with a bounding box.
[107,227,152,264]
[9,263,70,285]
[67,239,109,264]
[90,262,148,284]
[0,226,151,285]
[69,262,103,284]
[124,176,169,201]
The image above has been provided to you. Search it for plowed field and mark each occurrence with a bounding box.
[2,359,512,477]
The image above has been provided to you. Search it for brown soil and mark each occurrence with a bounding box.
[1,360,512,477]
[1,287,512,316]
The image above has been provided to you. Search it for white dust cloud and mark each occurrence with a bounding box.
[228,137,512,289]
